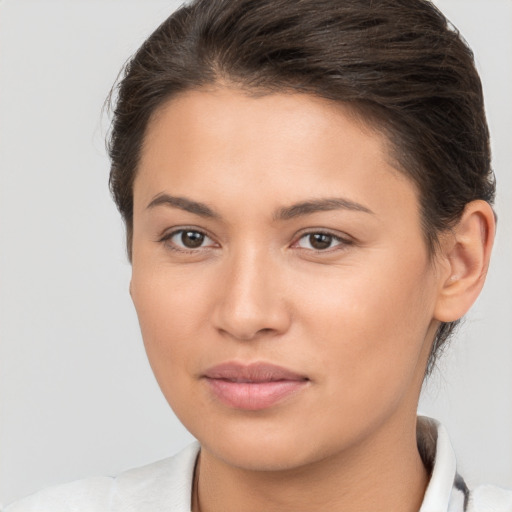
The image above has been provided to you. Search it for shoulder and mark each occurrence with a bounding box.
[416,417,512,512]
[2,477,114,512]
[467,485,512,512]
[3,442,200,512]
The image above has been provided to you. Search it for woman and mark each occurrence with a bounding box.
[5,0,511,510]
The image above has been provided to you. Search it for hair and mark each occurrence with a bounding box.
[107,0,495,374]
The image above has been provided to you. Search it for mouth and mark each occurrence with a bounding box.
[202,362,309,411]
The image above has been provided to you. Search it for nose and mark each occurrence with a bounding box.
[212,249,292,341]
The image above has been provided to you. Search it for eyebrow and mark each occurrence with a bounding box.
[146,194,219,218]
[274,198,374,220]
[146,193,373,220]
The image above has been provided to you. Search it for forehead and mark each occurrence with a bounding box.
[135,88,418,220]
[144,88,389,155]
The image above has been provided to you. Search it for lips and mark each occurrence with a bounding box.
[202,362,309,411]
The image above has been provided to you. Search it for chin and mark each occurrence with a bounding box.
[183,410,340,472]
[202,434,321,472]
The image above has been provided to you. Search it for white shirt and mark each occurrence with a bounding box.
[4,417,512,512]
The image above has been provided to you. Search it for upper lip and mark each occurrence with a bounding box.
[203,362,308,383]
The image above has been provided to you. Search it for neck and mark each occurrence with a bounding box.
[193,413,429,512]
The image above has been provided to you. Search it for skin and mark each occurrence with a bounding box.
[130,88,495,512]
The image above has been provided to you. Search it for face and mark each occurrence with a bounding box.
[131,88,443,471]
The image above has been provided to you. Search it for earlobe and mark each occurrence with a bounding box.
[434,200,496,323]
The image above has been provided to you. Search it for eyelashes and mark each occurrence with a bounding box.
[293,232,346,251]
[162,229,218,250]
[158,227,354,255]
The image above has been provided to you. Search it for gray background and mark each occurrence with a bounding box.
[1,0,511,505]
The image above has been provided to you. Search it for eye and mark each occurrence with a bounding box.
[295,232,348,251]
[162,229,217,250]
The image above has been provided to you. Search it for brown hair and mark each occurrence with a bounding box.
[107,0,495,372]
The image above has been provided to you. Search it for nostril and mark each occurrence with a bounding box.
[212,273,292,340]
[217,326,279,342]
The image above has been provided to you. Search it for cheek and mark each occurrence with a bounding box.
[300,251,436,399]
[130,264,212,385]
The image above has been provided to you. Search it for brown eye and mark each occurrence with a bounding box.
[165,229,216,250]
[309,233,332,250]
[181,230,205,248]
[296,232,346,251]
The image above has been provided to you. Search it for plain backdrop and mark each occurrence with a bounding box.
[0,0,511,506]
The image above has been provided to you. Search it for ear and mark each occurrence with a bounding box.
[434,200,496,323]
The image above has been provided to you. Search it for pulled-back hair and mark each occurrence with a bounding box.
[107,0,495,373]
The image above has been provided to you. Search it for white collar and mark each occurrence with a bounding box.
[417,416,463,512]
[112,416,462,511]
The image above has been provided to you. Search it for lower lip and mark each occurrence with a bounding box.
[205,378,308,410]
